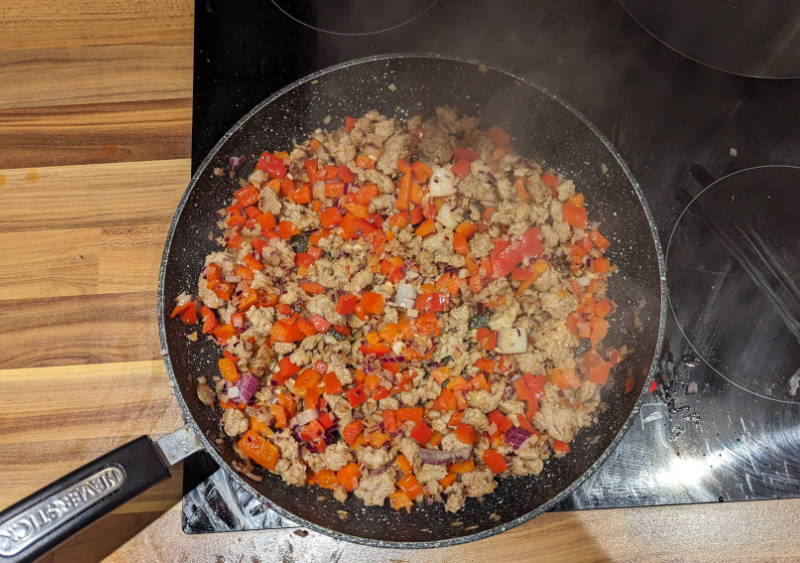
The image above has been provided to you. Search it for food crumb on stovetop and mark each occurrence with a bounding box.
[336,510,349,520]
[186,331,198,342]
[388,83,397,92]
[213,167,224,176]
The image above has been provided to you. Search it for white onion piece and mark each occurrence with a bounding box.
[436,203,460,229]
[174,292,193,307]
[394,283,417,309]
[312,180,326,199]
[428,166,456,196]
[227,386,240,399]
[289,408,319,428]
[576,275,592,287]
[496,328,528,354]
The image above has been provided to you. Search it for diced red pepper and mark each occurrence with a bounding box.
[200,305,217,334]
[346,384,368,408]
[453,147,480,162]
[336,294,358,315]
[451,159,471,179]
[270,319,305,342]
[410,421,434,445]
[383,410,399,434]
[483,449,507,474]
[342,420,364,446]
[318,412,335,429]
[310,314,331,333]
[552,440,571,453]
[489,227,544,280]
[488,410,512,435]
[256,152,287,177]
[234,184,260,207]
[323,372,343,394]
[345,117,357,131]
[415,292,449,313]
[476,327,497,350]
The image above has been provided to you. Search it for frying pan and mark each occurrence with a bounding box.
[0,54,665,560]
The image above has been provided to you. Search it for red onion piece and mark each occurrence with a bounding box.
[235,372,260,404]
[505,426,533,450]
[418,447,472,465]
[289,408,319,428]
[229,155,246,168]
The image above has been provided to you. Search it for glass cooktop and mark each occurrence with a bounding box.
[183,0,800,533]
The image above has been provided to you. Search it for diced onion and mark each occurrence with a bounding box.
[229,155,246,168]
[576,275,592,287]
[395,283,417,309]
[235,372,260,404]
[289,408,319,428]
[227,386,240,399]
[496,328,528,354]
[505,426,533,449]
[429,166,456,196]
[436,203,460,229]
[312,180,326,199]
[196,383,215,407]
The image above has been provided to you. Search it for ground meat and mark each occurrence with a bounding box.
[327,129,356,164]
[354,467,397,507]
[280,460,306,487]
[273,429,299,460]
[305,441,352,472]
[376,133,410,175]
[420,121,453,164]
[534,383,585,442]
[468,383,504,413]
[222,408,248,437]
[462,408,490,431]
[444,483,466,513]
[469,232,494,258]
[357,446,391,470]
[461,469,497,498]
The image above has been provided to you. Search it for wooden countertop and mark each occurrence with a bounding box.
[0,2,797,561]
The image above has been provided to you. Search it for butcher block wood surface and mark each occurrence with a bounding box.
[1,2,798,561]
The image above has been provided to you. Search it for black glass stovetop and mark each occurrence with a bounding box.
[183,0,800,533]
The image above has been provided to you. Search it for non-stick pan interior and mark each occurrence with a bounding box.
[160,55,664,546]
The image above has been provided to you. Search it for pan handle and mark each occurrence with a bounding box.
[0,426,203,562]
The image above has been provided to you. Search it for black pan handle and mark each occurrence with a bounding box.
[0,427,202,563]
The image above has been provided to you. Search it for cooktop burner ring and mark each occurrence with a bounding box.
[618,0,800,79]
[666,165,800,404]
[270,0,439,36]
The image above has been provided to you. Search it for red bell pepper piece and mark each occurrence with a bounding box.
[256,152,287,178]
[489,228,544,280]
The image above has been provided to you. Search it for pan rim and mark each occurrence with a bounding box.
[158,51,668,549]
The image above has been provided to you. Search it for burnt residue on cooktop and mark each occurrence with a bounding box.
[185,0,800,533]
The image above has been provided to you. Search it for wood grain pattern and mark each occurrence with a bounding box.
[0,228,101,299]
[0,292,161,367]
[0,43,192,110]
[0,98,192,168]
[0,0,193,52]
[103,499,800,563]
[0,159,189,232]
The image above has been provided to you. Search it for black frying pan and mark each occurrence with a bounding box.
[0,55,666,560]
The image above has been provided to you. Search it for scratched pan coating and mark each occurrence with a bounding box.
[158,54,667,547]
